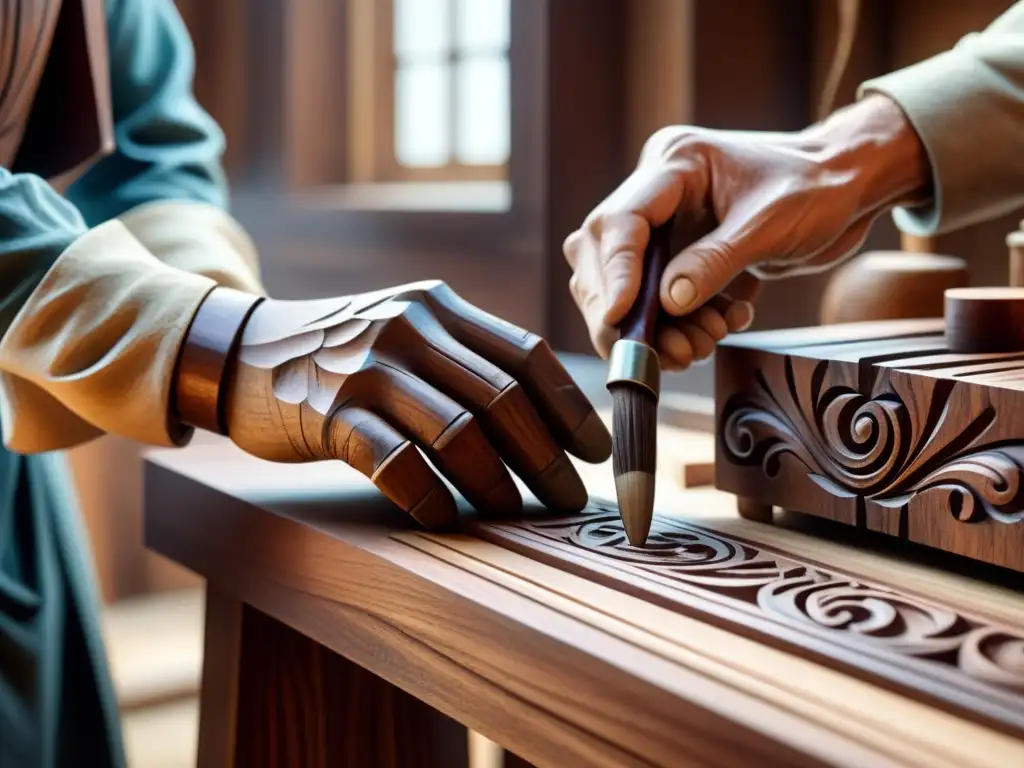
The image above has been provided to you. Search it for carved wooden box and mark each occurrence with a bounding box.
[714,318,1024,572]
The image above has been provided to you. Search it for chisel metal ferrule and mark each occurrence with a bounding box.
[606,339,660,399]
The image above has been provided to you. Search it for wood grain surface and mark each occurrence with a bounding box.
[145,425,1024,767]
[716,317,1024,571]
[469,504,1024,736]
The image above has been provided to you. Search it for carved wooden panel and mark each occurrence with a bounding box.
[471,504,1024,737]
[714,319,1024,572]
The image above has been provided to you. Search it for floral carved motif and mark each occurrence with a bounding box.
[720,356,1024,525]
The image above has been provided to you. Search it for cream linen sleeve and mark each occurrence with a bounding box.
[117,200,265,295]
[859,2,1024,236]
[0,220,219,453]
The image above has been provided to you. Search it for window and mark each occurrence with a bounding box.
[394,0,510,171]
[347,0,511,184]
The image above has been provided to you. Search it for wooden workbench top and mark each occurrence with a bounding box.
[144,414,1024,768]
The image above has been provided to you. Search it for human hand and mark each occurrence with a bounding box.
[222,281,612,529]
[563,94,931,367]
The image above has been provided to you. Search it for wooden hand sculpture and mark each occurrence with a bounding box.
[173,281,612,529]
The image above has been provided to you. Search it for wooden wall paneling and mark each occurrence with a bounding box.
[175,0,251,180]
[203,0,548,337]
[623,0,691,162]
[542,0,630,353]
[284,0,350,189]
[690,0,812,132]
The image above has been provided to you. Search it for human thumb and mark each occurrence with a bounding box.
[659,228,754,316]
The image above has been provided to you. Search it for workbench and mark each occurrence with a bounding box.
[144,402,1024,767]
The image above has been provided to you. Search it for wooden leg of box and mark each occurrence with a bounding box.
[736,496,773,524]
[201,597,469,768]
[197,586,244,768]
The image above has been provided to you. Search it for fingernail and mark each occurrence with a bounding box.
[669,278,697,312]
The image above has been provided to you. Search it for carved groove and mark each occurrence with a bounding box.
[720,357,1024,527]
[476,507,1024,733]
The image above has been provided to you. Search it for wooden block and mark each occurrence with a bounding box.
[945,287,1024,353]
[680,460,714,488]
[715,315,1024,572]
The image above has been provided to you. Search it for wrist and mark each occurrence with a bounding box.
[803,94,931,215]
[173,286,263,435]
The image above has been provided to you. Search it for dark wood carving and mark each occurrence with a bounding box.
[472,504,1024,736]
[714,318,1024,572]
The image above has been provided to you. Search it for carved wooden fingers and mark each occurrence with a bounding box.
[223,281,611,528]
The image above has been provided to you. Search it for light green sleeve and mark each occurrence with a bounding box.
[859,2,1024,237]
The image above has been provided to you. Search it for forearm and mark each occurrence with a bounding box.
[857,2,1024,236]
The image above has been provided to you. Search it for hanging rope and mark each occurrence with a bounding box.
[817,0,862,120]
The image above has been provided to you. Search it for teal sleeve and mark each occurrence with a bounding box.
[65,0,229,225]
[0,0,228,340]
[0,174,85,337]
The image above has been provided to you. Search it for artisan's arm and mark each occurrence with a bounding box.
[0,0,262,453]
[860,2,1024,236]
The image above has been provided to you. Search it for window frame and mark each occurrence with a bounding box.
[177,0,643,353]
[365,0,510,183]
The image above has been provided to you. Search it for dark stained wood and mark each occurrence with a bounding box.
[197,586,244,768]
[146,444,902,767]
[715,317,1024,572]
[502,752,536,768]
[174,287,263,435]
[945,287,1024,353]
[470,504,1024,736]
[541,0,630,352]
[233,604,469,768]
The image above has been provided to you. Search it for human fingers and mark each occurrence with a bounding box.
[655,271,760,368]
[569,272,619,360]
[326,406,458,529]
[421,283,612,464]
[564,169,688,345]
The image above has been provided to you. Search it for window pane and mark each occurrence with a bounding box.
[395,62,451,166]
[394,0,451,60]
[455,55,509,165]
[455,0,510,52]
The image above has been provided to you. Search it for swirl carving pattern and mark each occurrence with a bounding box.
[720,356,1024,525]
[507,505,1024,702]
